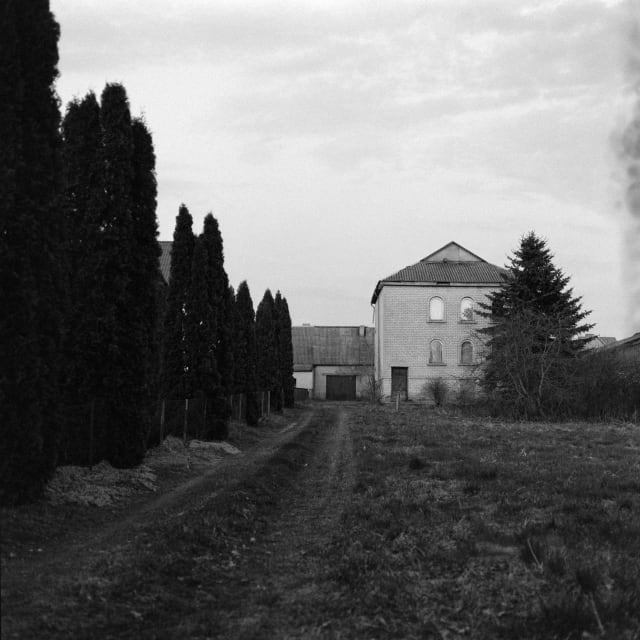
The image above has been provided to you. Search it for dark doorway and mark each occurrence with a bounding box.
[391,367,408,400]
[326,375,356,400]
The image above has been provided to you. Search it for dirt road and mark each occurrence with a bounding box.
[1,404,355,639]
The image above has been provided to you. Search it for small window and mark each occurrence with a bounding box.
[460,340,473,365]
[429,297,444,321]
[460,297,474,322]
[429,339,443,364]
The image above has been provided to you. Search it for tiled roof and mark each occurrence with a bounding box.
[383,261,506,285]
[159,241,172,283]
[292,326,374,367]
[371,243,507,303]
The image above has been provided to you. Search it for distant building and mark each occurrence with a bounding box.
[159,240,172,283]
[371,241,506,401]
[292,325,374,400]
[583,335,617,350]
[604,332,640,363]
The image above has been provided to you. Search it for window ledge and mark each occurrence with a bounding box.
[427,319,446,323]
[458,320,477,324]
[458,363,475,366]
[428,362,446,366]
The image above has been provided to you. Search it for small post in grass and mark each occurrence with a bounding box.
[183,397,189,446]
[159,398,165,443]
[396,391,400,412]
[89,399,95,471]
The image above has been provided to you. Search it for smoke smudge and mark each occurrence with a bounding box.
[619,1,640,333]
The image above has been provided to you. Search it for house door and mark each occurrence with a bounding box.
[391,367,408,400]
[326,375,357,400]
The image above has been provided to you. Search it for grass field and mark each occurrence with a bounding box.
[319,404,640,639]
[2,404,639,639]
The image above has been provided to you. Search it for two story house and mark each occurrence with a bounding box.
[371,241,506,401]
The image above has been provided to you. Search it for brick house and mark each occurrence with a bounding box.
[371,242,506,401]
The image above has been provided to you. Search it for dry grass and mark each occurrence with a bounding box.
[319,404,640,639]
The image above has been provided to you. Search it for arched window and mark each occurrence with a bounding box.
[429,339,443,364]
[460,340,473,365]
[429,296,444,321]
[460,297,474,322]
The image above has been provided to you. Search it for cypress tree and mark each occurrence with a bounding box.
[0,0,65,504]
[272,292,285,411]
[100,83,146,467]
[200,214,233,393]
[278,295,295,408]
[235,281,260,425]
[130,117,162,444]
[60,92,108,464]
[160,205,195,434]
[255,289,278,408]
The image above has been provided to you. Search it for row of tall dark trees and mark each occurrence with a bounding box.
[0,1,295,505]
[160,205,295,437]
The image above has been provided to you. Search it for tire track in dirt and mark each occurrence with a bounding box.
[0,410,316,631]
[215,404,355,639]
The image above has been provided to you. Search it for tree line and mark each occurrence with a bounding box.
[0,1,294,506]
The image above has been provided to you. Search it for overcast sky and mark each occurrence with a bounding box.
[51,0,637,338]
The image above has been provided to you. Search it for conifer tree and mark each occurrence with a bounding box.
[60,92,108,463]
[200,214,233,392]
[130,117,162,443]
[256,289,278,407]
[480,232,593,417]
[100,83,148,467]
[235,281,260,425]
[278,295,296,408]
[161,205,195,434]
[0,0,65,504]
[272,292,285,411]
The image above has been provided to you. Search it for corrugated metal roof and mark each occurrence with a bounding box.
[159,241,172,283]
[292,326,374,366]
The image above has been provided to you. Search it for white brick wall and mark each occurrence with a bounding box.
[374,284,497,400]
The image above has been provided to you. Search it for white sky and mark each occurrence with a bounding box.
[51,0,637,338]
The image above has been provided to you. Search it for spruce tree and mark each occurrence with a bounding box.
[235,281,260,425]
[160,205,195,434]
[255,289,278,409]
[278,295,296,408]
[0,0,65,504]
[480,232,593,416]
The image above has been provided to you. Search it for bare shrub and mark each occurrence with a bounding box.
[424,377,449,407]
[364,373,383,404]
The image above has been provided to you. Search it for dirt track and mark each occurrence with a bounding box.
[1,404,355,639]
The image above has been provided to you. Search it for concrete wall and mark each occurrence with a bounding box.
[293,371,313,391]
[313,365,372,400]
[374,284,497,400]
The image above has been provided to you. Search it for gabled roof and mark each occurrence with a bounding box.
[292,326,374,367]
[371,241,507,304]
[159,241,172,284]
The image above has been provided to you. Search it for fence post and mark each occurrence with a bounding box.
[202,397,208,439]
[159,398,165,444]
[267,391,271,416]
[239,394,243,421]
[89,399,95,471]
[183,398,189,446]
[396,391,400,412]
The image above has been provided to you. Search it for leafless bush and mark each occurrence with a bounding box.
[364,373,384,404]
[424,377,449,407]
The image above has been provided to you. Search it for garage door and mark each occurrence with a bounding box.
[326,375,356,400]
